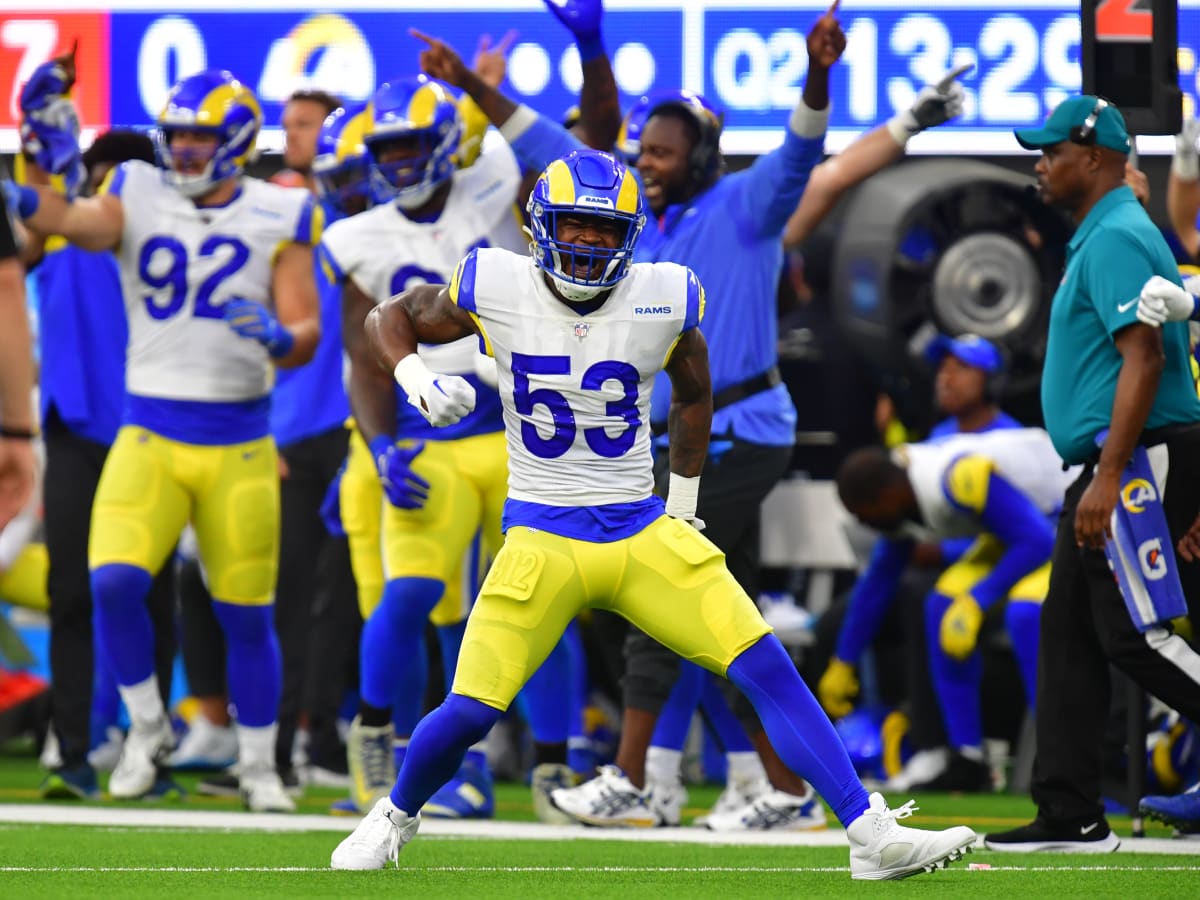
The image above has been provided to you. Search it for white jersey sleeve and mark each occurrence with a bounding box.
[451,248,705,507]
[107,162,319,402]
[901,428,1078,538]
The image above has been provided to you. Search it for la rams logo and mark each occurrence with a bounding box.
[1121,478,1157,514]
[1138,538,1168,581]
[258,13,374,103]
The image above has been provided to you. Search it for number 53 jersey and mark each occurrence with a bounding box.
[451,247,705,508]
[106,160,319,403]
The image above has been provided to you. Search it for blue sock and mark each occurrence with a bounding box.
[436,619,468,693]
[699,672,754,753]
[1005,600,1041,710]
[90,652,122,748]
[212,601,281,728]
[726,635,870,827]
[563,621,591,772]
[650,661,704,751]
[517,634,572,745]
[392,693,501,813]
[361,577,444,733]
[925,591,983,751]
[390,640,427,736]
[90,563,155,686]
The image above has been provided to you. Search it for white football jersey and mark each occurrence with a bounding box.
[452,247,705,507]
[320,142,524,375]
[899,428,1078,540]
[109,161,318,402]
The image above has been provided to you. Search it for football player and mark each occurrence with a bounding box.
[321,74,529,819]
[7,69,321,811]
[830,429,1077,791]
[331,148,977,879]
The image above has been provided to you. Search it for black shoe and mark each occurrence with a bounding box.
[198,766,302,799]
[985,816,1120,853]
[40,763,99,800]
[910,754,992,793]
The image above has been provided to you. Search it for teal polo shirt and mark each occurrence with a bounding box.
[1042,185,1200,464]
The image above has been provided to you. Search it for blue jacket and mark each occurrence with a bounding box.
[35,243,126,445]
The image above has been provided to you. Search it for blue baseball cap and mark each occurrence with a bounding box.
[925,333,1004,374]
[1013,95,1131,155]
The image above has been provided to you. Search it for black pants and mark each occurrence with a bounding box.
[178,425,359,769]
[43,411,176,768]
[622,440,792,731]
[1033,429,1200,823]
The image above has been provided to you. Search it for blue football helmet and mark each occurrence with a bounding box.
[365,75,462,210]
[313,102,372,218]
[616,89,721,170]
[527,149,646,302]
[155,70,262,198]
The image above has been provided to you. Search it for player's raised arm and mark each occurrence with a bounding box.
[6,181,123,253]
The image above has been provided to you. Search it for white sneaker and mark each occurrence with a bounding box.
[346,715,396,814]
[549,765,659,827]
[847,792,976,881]
[87,726,126,772]
[168,716,238,770]
[645,776,687,827]
[331,797,421,870]
[704,786,828,831]
[694,774,771,828]
[109,716,174,799]
[885,748,949,792]
[531,763,579,825]
[240,766,297,813]
[39,726,62,770]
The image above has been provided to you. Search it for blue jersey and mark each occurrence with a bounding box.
[271,253,350,448]
[507,109,825,446]
[35,241,127,445]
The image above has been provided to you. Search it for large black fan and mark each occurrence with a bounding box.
[831,159,1072,429]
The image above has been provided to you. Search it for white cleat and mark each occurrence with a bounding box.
[87,726,126,773]
[549,765,659,827]
[239,766,296,813]
[847,792,976,881]
[703,786,828,832]
[645,776,687,827]
[168,716,238,770]
[531,763,579,825]
[108,716,175,799]
[331,797,420,870]
[694,774,771,828]
[885,748,949,793]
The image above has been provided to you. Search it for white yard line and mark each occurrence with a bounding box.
[1,803,1199,856]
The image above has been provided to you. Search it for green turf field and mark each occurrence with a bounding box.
[1,746,1196,898]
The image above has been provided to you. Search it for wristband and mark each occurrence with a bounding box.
[576,33,605,63]
[265,325,295,359]
[664,472,700,521]
[14,184,40,219]
[368,434,394,464]
[789,99,830,140]
[0,426,36,440]
[394,353,433,395]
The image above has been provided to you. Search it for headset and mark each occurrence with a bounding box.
[1070,97,1109,145]
[646,91,723,187]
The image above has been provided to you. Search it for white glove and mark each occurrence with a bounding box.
[886,63,971,146]
[393,354,477,427]
[1136,274,1200,327]
[664,472,706,531]
[1172,117,1200,181]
